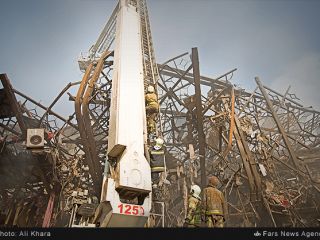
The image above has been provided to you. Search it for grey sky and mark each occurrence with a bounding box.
[1,0,320,115]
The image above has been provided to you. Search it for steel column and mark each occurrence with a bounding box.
[191,48,206,188]
[255,77,300,169]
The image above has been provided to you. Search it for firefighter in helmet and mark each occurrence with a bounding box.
[202,176,228,228]
[184,184,202,227]
[145,85,159,134]
[150,137,165,187]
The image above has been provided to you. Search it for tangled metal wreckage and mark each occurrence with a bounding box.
[0,0,320,228]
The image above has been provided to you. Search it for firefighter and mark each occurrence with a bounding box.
[145,85,159,133]
[202,176,228,228]
[150,137,165,188]
[184,184,202,227]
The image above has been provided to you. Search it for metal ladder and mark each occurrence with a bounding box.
[136,0,165,227]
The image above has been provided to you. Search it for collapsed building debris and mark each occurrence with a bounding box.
[1,0,319,228]
[0,71,111,227]
[156,52,320,227]
[1,47,319,227]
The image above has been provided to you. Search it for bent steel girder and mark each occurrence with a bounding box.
[157,52,320,227]
[0,76,86,227]
[75,63,99,192]
[1,47,319,227]
[234,79,320,227]
[0,74,27,138]
[0,68,114,226]
[83,51,113,192]
[75,51,113,195]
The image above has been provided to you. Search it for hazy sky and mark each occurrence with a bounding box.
[1,0,320,115]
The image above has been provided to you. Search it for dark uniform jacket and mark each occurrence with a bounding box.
[150,147,165,172]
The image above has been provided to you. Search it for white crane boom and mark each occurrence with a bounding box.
[76,0,162,227]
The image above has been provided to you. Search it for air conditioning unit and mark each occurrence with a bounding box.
[26,128,45,148]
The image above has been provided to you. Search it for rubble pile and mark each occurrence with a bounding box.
[1,48,319,227]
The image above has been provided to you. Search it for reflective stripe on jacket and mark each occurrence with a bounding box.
[186,196,202,225]
[145,93,158,106]
[150,149,165,173]
[205,210,223,215]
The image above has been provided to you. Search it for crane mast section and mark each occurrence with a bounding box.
[107,0,151,197]
[91,2,119,58]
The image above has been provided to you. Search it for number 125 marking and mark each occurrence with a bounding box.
[118,204,145,216]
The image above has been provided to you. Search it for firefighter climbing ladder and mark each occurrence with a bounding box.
[77,0,165,227]
[1,0,319,227]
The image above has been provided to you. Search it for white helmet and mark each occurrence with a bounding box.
[154,137,164,150]
[147,85,155,93]
[155,137,164,146]
[190,184,201,199]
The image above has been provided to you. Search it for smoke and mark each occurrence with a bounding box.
[270,53,320,111]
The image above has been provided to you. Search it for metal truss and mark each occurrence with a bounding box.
[1,46,319,227]
[157,50,320,227]
[0,52,114,226]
